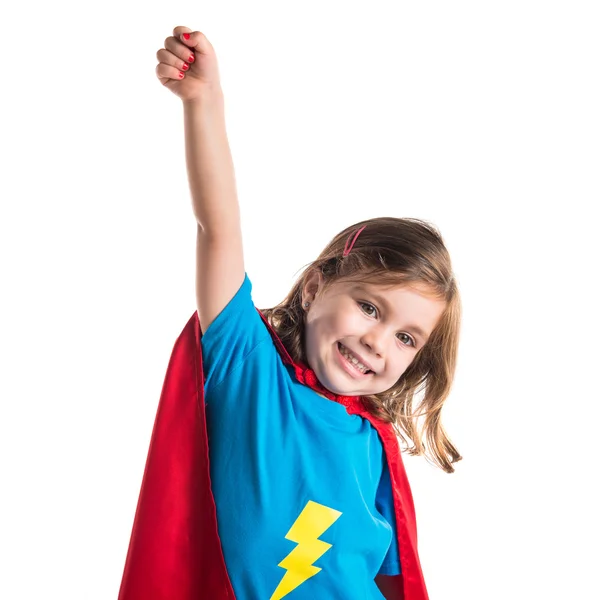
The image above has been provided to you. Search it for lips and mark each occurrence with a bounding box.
[337,342,375,374]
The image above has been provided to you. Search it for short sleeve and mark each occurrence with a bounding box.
[375,458,402,576]
[200,273,271,393]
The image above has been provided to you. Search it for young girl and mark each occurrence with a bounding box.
[119,26,461,600]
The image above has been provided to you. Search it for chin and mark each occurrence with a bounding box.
[312,371,350,396]
[324,371,394,398]
[318,372,373,397]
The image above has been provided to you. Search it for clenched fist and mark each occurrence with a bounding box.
[156,26,223,103]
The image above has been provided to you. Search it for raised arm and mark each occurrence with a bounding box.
[184,96,245,334]
[156,26,245,334]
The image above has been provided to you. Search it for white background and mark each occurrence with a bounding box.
[1,1,598,598]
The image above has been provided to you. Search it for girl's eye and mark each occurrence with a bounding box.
[359,301,416,348]
[397,332,416,347]
[359,302,377,317]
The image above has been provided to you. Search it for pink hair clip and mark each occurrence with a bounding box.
[342,225,366,257]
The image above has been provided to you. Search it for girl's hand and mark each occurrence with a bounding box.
[155,26,223,103]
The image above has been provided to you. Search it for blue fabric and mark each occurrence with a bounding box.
[201,274,402,599]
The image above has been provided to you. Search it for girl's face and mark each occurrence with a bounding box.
[302,272,446,397]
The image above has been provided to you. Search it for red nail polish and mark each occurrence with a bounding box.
[182,63,189,71]
[188,54,195,63]
[183,33,190,40]
[178,72,184,79]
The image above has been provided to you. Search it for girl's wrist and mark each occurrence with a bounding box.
[182,86,224,110]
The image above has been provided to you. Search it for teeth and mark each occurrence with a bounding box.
[339,344,369,373]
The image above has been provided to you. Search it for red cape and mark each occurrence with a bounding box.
[118,309,429,600]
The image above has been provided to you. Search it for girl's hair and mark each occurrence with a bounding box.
[261,217,462,473]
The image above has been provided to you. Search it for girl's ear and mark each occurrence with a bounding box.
[301,269,324,307]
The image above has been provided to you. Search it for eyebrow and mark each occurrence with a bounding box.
[355,286,430,341]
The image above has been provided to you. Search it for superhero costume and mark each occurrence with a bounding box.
[118,275,429,599]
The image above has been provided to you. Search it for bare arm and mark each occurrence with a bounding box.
[183,95,245,334]
[156,28,245,334]
[154,28,245,333]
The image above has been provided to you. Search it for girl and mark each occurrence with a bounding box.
[119,26,461,600]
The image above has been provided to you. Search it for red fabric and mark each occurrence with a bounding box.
[118,309,429,600]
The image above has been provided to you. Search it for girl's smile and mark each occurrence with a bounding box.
[336,342,375,378]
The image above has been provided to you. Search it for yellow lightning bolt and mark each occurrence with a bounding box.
[269,500,342,600]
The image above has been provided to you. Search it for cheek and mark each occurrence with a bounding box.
[304,318,328,356]
[390,352,412,377]
[332,305,363,333]
[306,304,361,347]
[304,323,318,354]
[309,310,340,340]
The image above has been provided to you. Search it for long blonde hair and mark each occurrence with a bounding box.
[260,217,462,473]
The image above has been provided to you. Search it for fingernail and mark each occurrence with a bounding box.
[182,33,190,40]
[182,62,189,71]
[188,53,195,63]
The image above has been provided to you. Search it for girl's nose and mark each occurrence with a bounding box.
[360,329,385,358]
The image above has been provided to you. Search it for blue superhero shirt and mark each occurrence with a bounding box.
[201,274,401,599]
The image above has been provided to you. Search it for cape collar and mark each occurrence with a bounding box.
[257,310,365,413]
